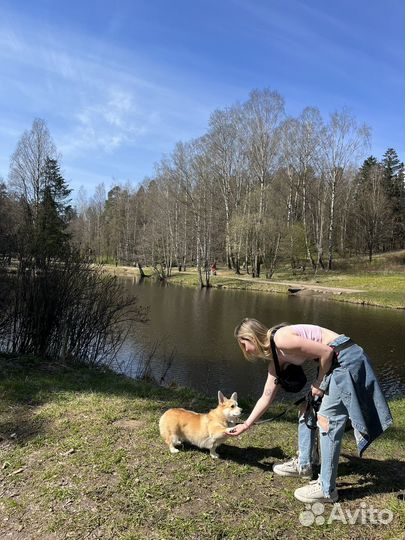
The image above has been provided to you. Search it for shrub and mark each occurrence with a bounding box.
[0,254,147,367]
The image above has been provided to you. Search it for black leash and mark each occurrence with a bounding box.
[243,391,321,427]
[248,394,307,426]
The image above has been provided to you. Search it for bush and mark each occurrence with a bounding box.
[0,254,147,367]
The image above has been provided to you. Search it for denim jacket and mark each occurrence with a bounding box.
[320,335,393,456]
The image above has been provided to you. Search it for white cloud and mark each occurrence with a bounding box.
[0,8,241,188]
[58,86,158,156]
[0,18,213,154]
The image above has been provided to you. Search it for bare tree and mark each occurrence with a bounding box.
[319,110,370,269]
[242,89,285,277]
[171,142,194,271]
[9,118,57,223]
[207,105,246,270]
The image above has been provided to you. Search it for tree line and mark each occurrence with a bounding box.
[71,90,404,285]
[1,89,404,291]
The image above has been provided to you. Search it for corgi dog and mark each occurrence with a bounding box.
[159,391,242,458]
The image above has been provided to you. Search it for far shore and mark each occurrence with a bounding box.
[102,252,405,310]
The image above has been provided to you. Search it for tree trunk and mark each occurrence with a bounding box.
[327,173,337,270]
[137,262,146,278]
[266,233,281,278]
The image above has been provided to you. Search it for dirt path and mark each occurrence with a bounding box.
[233,275,365,294]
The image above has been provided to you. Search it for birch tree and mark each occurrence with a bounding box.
[9,118,57,224]
[207,105,246,270]
[319,110,370,269]
[242,89,284,277]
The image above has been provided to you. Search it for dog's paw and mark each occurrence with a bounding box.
[169,447,180,454]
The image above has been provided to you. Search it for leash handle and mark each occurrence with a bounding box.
[303,392,323,430]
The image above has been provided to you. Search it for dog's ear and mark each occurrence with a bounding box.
[218,391,225,403]
[230,392,238,402]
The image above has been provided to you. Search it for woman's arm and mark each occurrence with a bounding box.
[226,368,279,436]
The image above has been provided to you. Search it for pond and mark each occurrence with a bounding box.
[116,277,405,402]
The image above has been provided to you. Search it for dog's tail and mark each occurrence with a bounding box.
[159,410,169,439]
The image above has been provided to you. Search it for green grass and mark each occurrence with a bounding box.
[0,355,404,539]
[296,272,404,308]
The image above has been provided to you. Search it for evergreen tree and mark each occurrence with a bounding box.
[353,156,390,259]
[358,156,379,184]
[42,157,72,221]
[33,158,72,264]
[382,148,403,191]
[382,148,405,248]
[35,186,70,263]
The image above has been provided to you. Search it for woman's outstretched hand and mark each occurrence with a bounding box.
[226,423,250,437]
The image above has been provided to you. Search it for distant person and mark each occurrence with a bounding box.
[227,319,392,503]
[210,262,217,276]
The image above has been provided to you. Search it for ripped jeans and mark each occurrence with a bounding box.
[298,373,349,496]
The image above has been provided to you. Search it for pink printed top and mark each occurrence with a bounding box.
[276,324,322,363]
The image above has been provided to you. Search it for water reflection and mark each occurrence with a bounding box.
[117,278,405,400]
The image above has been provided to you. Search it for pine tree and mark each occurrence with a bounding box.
[358,156,379,184]
[353,156,390,259]
[42,157,72,221]
[35,186,69,262]
[33,158,72,264]
[382,148,405,248]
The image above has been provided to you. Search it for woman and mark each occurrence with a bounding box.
[227,318,393,503]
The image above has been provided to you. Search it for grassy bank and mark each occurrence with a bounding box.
[0,356,404,539]
[105,251,405,309]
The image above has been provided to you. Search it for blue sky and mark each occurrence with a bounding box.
[1,0,404,198]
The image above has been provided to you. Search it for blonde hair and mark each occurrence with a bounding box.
[234,318,286,361]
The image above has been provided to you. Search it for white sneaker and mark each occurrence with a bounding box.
[273,457,312,478]
[294,479,338,503]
